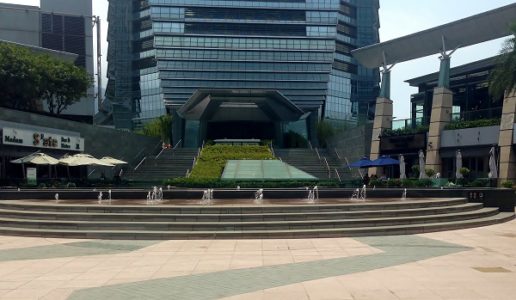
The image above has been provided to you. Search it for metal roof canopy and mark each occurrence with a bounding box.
[178,89,305,122]
[352,3,516,69]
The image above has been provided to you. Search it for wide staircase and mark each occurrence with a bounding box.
[275,148,352,180]
[275,148,330,179]
[0,197,512,239]
[125,148,198,182]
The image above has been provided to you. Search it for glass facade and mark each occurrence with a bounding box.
[107,0,380,130]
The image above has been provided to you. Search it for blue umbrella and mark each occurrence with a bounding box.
[348,157,373,168]
[370,155,399,166]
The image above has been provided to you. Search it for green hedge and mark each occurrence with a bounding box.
[382,125,428,137]
[189,145,274,179]
[370,178,433,188]
[444,119,500,130]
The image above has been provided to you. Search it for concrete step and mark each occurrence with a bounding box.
[0,212,512,239]
[0,208,499,231]
[0,199,469,214]
[0,202,483,222]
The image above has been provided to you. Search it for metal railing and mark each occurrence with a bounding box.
[315,148,321,160]
[391,117,424,131]
[155,147,166,159]
[334,168,341,182]
[451,107,502,122]
[173,139,183,149]
[308,140,313,150]
[334,148,341,160]
[134,156,147,171]
[323,157,331,178]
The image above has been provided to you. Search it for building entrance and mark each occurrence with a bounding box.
[206,121,274,140]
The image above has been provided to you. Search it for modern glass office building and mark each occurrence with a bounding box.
[107,0,379,146]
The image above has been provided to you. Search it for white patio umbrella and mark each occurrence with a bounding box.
[399,154,406,179]
[100,157,128,165]
[488,147,498,179]
[59,154,115,167]
[11,152,59,179]
[11,153,59,165]
[455,150,463,179]
[418,150,427,179]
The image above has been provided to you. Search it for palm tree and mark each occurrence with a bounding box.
[489,23,516,100]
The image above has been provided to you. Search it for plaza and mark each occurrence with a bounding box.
[0,218,514,299]
[0,0,516,298]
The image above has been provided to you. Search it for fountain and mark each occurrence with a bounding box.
[97,192,103,204]
[158,187,163,202]
[350,188,360,200]
[401,188,407,200]
[146,186,163,205]
[360,185,367,200]
[254,188,264,204]
[54,193,59,203]
[146,191,152,205]
[307,186,319,203]
[351,185,367,201]
[202,189,213,205]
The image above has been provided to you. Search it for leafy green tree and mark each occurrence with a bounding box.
[0,42,91,114]
[0,43,43,111]
[137,115,173,144]
[489,23,516,100]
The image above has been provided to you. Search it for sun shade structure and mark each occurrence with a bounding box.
[370,156,399,167]
[351,3,516,68]
[348,157,373,168]
[10,153,59,165]
[59,154,115,167]
[100,157,128,165]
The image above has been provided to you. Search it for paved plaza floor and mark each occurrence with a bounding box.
[0,220,514,299]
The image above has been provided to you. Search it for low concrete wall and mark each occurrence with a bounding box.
[1,188,512,212]
[0,108,161,168]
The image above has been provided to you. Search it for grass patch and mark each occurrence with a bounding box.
[189,145,274,179]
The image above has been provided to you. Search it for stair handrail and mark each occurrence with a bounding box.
[155,146,166,159]
[269,143,275,157]
[323,156,331,178]
[334,168,341,182]
[134,156,147,171]
[308,140,313,150]
[172,139,183,149]
[314,148,321,160]
[334,148,341,160]
[185,169,190,178]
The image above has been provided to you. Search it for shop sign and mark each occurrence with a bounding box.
[2,127,84,151]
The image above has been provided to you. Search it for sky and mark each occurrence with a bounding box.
[2,0,515,119]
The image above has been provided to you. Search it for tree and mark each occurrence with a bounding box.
[0,43,43,111]
[0,42,92,114]
[137,115,173,144]
[489,23,516,100]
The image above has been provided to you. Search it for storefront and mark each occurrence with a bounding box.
[0,121,85,184]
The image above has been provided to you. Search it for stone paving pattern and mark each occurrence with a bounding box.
[0,220,514,299]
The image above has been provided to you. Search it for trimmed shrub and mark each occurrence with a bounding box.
[444,119,500,130]
[502,181,514,189]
